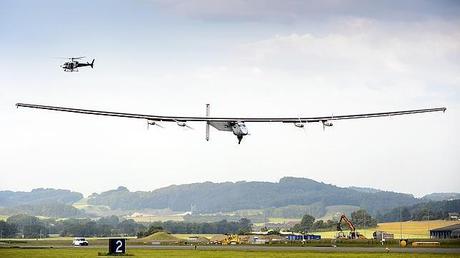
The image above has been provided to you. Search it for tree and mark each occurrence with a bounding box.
[325,220,337,229]
[401,207,411,222]
[98,215,119,227]
[237,218,252,234]
[119,219,145,236]
[312,220,324,230]
[7,214,40,227]
[292,214,315,233]
[351,209,377,228]
[6,214,46,238]
[23,224,48,238]
[267,228,280,235]
[143,224,164,236]
[0,221,18,238]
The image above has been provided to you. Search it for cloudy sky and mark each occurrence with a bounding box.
[1,0,459,197]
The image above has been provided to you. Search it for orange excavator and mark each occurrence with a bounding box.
[336,214,366,239]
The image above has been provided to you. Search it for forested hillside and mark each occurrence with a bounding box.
[2,178,457,221]
[0,202,88,218]
[377,199,460,222]
[87,177,422,215]
[422,193,460,201]
[0,188,82,207]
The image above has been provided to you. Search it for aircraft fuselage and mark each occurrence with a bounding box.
[232,122,248,144]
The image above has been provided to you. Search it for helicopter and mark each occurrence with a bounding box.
[60,57,95,72]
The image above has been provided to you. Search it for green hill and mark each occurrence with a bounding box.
[0,202,87,218]
[0,188,82,207]
[87,177,422,215]
[139,231,180,241]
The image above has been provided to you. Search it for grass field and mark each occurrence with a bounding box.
[130,215,184,223]
[0,249,459,258]
[376,220,459,237]
[267,217,300,223]
[312,220,460,239]
[310,229,427,239]
[72,198,112,215]
[311,229,377,239]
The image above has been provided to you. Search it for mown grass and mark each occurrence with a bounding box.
[0,249,459,258]
[313,220,460,239]
[376,220,459,237]
[130,215,184,223]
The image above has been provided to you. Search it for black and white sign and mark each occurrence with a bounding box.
[108,238,126,254]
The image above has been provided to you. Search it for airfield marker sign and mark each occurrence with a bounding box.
[108,238,126,255]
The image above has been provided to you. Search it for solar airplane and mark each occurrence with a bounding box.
[16,103,446,144]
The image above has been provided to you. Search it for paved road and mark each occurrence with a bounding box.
[15,245,460,254]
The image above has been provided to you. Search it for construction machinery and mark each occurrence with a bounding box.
[336,214,366,239]
[210,234,242,245]
[222,234,241,245]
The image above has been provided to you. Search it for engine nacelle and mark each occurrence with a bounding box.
[323,121,333,127]
[294,122,305,128]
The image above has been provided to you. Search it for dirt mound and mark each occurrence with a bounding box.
[139,231,180,241]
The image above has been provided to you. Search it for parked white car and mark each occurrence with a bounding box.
[72,237,89,246]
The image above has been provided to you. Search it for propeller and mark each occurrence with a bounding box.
[322,121,333,131]
[70,56,85,60]
[147,120,163,129]
[321,114,334,131]
[54,56,85,60]
[294,116,305,128]
[294,117,307,135]
[322,114,334,131]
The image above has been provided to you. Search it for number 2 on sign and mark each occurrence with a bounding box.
[115,240,123,253]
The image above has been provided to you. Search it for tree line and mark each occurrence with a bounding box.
[0,202,87,218]
[87,178,420,214]
[289,209,378,233]
[377,199,460,222]
[137,218,252,237]
[1,214,145,238]
[1,215,252,238]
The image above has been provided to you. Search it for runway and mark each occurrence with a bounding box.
[16,245,460,254]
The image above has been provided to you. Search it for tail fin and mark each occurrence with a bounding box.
[90,59,95,68]
[206,104,210,141]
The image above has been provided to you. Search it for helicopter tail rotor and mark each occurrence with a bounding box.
[90,59,95,68]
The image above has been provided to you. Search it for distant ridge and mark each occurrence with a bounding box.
[0,188,83,207]
[86,177,421,215]
[422,193,460,201]
[348,186,381,194]
[2,179,458,219]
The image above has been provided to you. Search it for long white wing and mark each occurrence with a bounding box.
[16,103,446,124]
